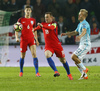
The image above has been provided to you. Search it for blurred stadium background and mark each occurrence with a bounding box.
[0,0,100,67]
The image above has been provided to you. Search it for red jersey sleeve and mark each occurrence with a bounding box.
[42,25,55,31]
[34,26,42,31]
[17,18,22,23]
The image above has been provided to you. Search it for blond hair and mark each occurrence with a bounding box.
[80,9,88,17]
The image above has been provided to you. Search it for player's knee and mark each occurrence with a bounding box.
[71,54,75,61]
[60,58,66,63]
[32,52,37,58]
[45,54,51,58]
[45,53,52,58]
[21,55,25,59]
[45,51,52,58]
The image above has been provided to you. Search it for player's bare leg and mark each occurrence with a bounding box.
[30,45,37,58]
[30,45,41,77]
[71,54,88,80]
[19,52,26,77]
[45,50,60,77]
[45,50,52,58]
[59,57,73,80]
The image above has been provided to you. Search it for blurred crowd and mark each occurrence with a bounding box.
[0,0,100,44]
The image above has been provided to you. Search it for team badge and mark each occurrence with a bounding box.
[82,23,86,28]
[48,24,51,26]
[31,21,34,25]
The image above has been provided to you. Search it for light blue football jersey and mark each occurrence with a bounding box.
[76,20,91,46]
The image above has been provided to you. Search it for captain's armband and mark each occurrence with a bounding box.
[51,23,57,28]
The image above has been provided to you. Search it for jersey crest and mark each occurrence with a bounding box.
[31,21,34,25]
[48,24,51,26]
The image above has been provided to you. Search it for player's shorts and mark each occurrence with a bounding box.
[20,37,36,52]
[45,44,65,58]
[74,44,91,60]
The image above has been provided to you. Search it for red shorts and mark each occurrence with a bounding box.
[20,38,36,52]
[45,44,65,58]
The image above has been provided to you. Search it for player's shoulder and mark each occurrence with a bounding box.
[82,20,89,26]
[83,20,89,24]
[29,17,36,22]
[30,17,36,20]
[52,21,58,25]
[41,22,46,25]
[18,17,24,22]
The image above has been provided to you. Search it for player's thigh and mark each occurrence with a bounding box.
[54,46,65,58]
[21,52,26,59]
[71,53,78,60]
[73,45,90,60]
[29,38,36,47]
[29,45,37,58]
[45,50,53,58]
[58,57,66,63]
[20,40,27,53]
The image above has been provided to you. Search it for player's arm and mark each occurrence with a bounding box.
[15,31,20,42]
[76,28,86,41]
[33,26,42,32]
[37,23,56,30]
[33,30,39,46]
[61,30,78,37]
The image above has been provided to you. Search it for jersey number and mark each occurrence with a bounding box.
[27,25,30,29]
[45,30,49,34]
[76,48,82,54]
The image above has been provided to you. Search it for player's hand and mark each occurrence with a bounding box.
[61,33,66,37]
[37,23,43,27]
[16,38,20,42]
[75,36,81,42]
[36,40,39,46]
[32,28,35,32]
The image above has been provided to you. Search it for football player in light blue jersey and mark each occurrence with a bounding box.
[61,9,91,80]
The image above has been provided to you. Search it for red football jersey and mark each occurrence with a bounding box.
[34,22,61,48]
[18,17,36,40]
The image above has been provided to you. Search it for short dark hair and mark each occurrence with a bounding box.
[25,5,31,9]
[45,12,53,16]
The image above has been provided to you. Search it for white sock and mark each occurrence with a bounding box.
[78,67,83,74]
[77,62,86,70]
[84,74,87,77]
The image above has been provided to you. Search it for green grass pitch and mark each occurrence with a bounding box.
[0,66,100,91]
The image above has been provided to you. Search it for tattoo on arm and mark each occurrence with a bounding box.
[67,31,78,36]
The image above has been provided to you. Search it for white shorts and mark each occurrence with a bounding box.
[74,45,91,60]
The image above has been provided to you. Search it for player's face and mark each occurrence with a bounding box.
[24,8,32,16]
[45,14,52,23]
[78,12,84,21]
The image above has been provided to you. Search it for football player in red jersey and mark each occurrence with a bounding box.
[33,12,73,80]
[15,6,41,77]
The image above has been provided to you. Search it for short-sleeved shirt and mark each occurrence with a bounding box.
[34,21,65,58]
[18,17,36,40]
[76,20,91,46]
[41,22,61,48]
